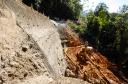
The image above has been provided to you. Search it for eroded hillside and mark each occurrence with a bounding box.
[3,0,67,76]
[57,26,124,84]
[0,0,126,84]
[0,0,90,84]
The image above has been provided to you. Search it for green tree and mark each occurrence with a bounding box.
[85,11,100,47]
[85,3,119,61]
[94,3,109,27]
[119,5,128,14]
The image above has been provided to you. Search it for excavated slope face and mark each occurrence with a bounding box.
[0,5,90,84]
[57,27,123,84]
[0,7,53,84]
[3,0,67,76]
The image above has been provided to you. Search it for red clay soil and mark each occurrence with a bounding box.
[63,27,123,84]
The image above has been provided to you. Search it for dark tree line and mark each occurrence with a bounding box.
[22,0,82,20]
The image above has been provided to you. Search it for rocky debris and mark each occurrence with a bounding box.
[19,75,54,84]
[0,7,53,84]
[51,76,90,84]
[58,27,123,84]
[19,76,90,84]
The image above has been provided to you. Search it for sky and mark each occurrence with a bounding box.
[81,0,128,13]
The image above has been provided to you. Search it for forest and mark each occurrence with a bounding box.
[22,0,128,79]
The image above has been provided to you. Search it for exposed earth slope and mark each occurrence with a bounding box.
[0,0,125,84]
[57,26,123,84]
[0,0,90,84]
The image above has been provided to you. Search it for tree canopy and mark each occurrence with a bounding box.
[83,3,128,65]
[22,0,82,20]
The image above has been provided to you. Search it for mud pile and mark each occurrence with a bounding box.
[59,27,123,84]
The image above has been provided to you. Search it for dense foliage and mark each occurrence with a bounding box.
[22,0,82,20]
[83,3,128,66]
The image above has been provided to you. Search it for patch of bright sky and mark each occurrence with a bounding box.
[81,0,128,13]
